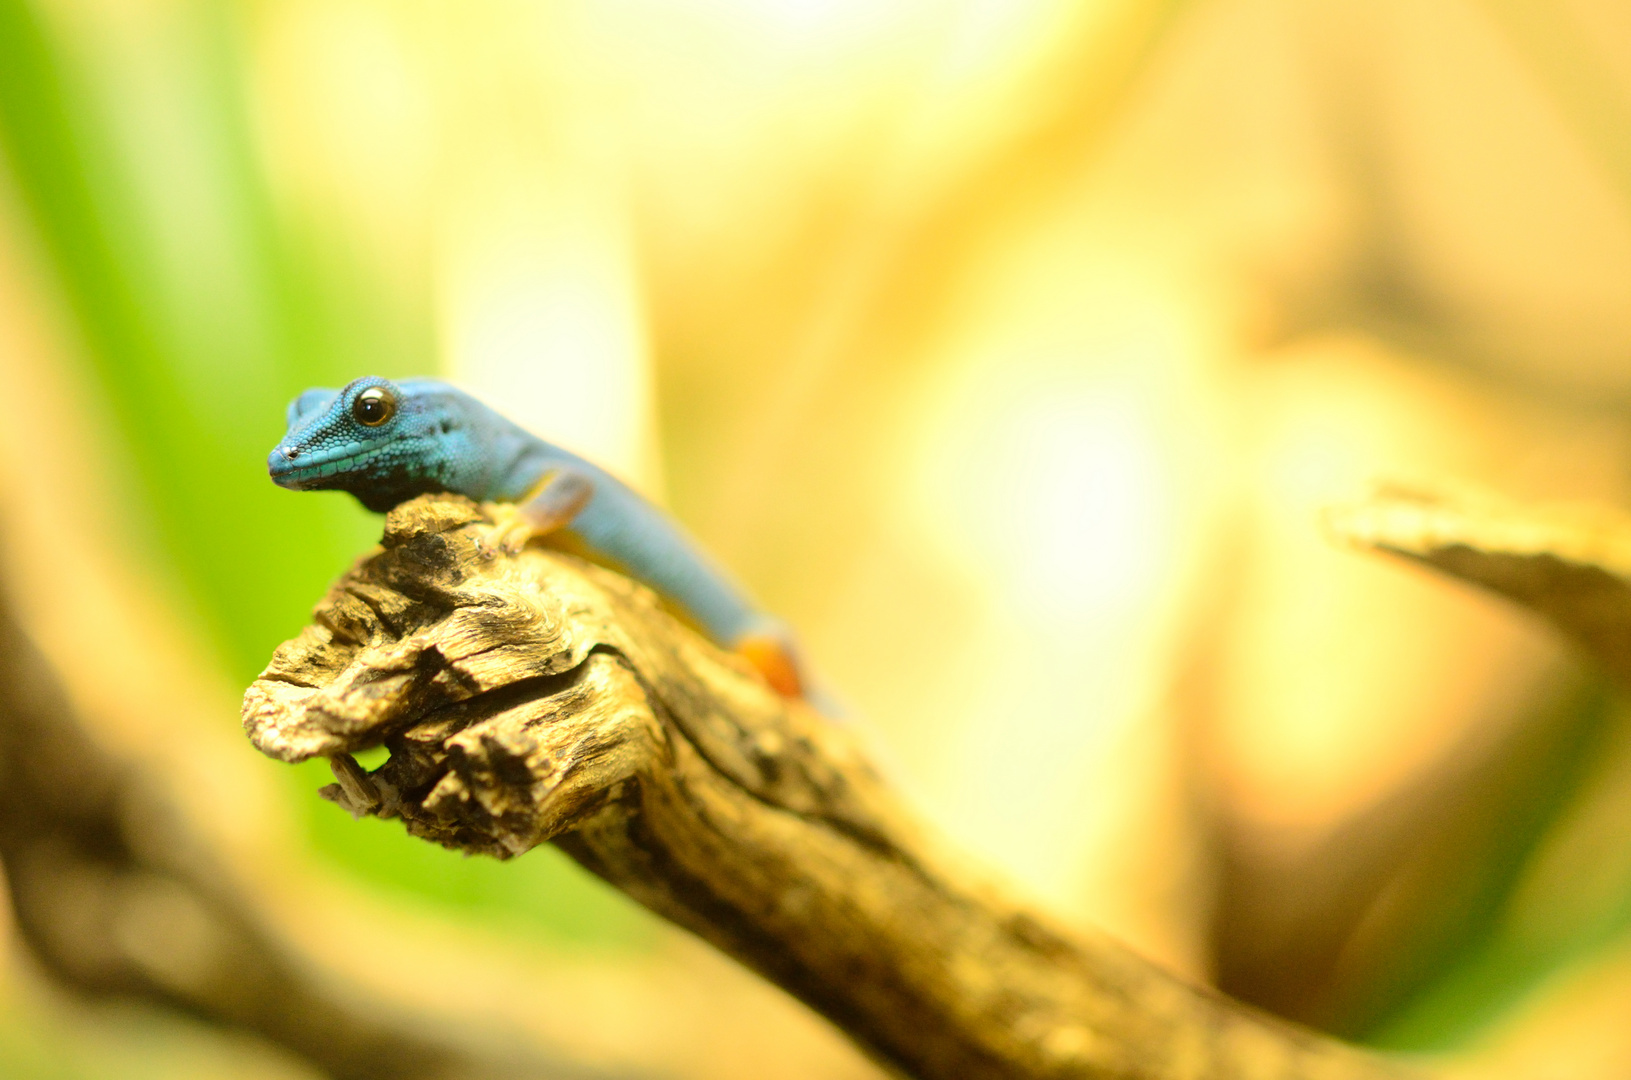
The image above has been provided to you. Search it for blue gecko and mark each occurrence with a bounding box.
[268,375,807,698]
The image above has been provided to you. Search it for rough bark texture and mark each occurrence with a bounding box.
[0,589,622,1080]
[244,494,1413,1080]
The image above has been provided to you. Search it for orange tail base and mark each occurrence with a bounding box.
[733,633,806,699]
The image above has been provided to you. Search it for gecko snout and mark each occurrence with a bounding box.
[268,446,302,486]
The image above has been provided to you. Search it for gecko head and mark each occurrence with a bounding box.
[269,376,455,511]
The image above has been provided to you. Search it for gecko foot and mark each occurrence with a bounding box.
[473,503,536,559]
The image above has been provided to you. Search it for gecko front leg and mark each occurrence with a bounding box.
[485,472,816,705]
[478,468,595,558]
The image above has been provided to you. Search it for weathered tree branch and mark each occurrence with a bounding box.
[245,495,1414,1080]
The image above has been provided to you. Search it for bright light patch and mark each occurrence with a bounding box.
[255,2,434,237]
[901,355,1193,910]
[915,375,1172,621]
[440,184,661,493]
[721,0,911,36]
[999,393,1168,614]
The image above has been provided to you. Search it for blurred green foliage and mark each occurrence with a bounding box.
[0,0,650,951]
[0,0,383,674]
[1355,680,1631,1048]
[0,1012,90,1080]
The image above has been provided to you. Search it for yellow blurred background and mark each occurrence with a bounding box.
[2,0,1631,1076]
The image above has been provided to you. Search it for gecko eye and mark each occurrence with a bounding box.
[352,386,396,427]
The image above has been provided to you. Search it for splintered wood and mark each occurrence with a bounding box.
[245,494,1410,1080]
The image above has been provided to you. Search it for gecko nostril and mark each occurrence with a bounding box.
[284,447,300,460]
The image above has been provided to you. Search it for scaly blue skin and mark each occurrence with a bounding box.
[268,375,773,648]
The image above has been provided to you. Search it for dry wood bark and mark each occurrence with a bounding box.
[0,589,623,1080]
[244,494,1414,1080]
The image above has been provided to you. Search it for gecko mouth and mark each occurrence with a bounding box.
[268,443,394,489]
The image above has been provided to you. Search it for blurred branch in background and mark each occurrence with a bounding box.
[1329,484,1631,685]
[0,583,630,1080]
[1315,486,1631,1049]
[1213,669,1617,1039]
[1281,0,1631,406]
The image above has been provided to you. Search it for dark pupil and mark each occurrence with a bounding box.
[353,389,394,426]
